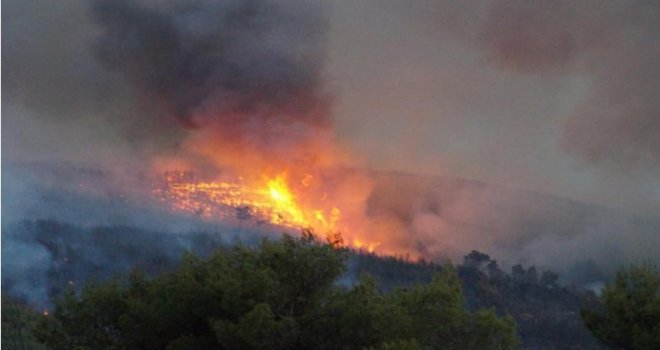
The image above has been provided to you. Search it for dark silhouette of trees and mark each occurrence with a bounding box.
[34,232,517,350]
[349,249,604,349]
[464,250,491,270]
[6,221,615,349]
[581,264,660,350]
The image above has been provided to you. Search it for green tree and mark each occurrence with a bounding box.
[581,263,660,350]
[2,295,49,350]
[35,232,518,349]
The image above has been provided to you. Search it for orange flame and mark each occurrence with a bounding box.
[153,170,381,252]
[150,109,390,254]
[352,239,381,253]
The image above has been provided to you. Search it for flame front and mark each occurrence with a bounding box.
[265,175,308,226]
[154,171,359,244]
[150,107,386,253]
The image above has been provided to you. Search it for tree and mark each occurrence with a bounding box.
[539,271,559,289]
[581,263,660,350]
[2,295,49,350]
[35,232,518,349]
[464,250,491,270]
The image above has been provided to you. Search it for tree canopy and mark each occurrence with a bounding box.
[35,231,517,349]
[581,263,660,350]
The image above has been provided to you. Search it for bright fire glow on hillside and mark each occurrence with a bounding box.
[153,171,381,253]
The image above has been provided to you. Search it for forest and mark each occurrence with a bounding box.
[2,220,659,349]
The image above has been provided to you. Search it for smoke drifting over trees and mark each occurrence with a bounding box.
[3,0,660,301]
[4,4,660,345]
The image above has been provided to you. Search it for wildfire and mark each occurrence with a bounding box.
[265,175,308,226]
[152,170,385,252]
[150,107,385,253]
[154,171,346,236]
[352,239,381,253]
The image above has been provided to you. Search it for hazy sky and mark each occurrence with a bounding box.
[3,0,660,216]
[325,1,660,216]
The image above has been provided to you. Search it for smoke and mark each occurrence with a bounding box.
[473,1,660,169]
[338,0,660,274]
[88,0,333,173]
[5,0,660,184]
[1,0,182,166]
[3,0,332,171]
[1,235,52,306]
[1,219,263,308]
[373,0,660,168]
[365,172,660,284]
[4,0,660,293]
[92,0,327,125]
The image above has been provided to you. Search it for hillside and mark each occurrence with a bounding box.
[2,220,602,349]
[5,162,660,286]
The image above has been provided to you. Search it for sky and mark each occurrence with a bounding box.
[3,0,660,217]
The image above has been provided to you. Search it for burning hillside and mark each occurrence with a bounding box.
[6,5,660,338]
[79,0,391,253]
[153,170,381,253]
[6,0,659,270]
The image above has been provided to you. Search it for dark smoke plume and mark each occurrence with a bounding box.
[91,0,329,130]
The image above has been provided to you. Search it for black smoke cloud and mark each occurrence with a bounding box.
[91,0,328,129]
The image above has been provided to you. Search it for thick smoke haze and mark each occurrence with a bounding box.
[327,0,660,215]
[3,0,660,291]
[5,0,660,209]
[91,0,327,128]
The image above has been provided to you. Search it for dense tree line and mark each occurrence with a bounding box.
[0,220,594,348]
[6,220,658,349]
[350,250,602,349]
[31,232,517,349]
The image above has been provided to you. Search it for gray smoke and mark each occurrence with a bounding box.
[399,0,660,169]
[1,219,266,308]
[4,0,660,298]
[91,0,328,129]
[366,172,660,285]
[477,1,660,169]
[2,0,329,166]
